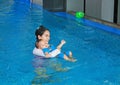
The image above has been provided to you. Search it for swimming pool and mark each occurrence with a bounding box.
[0,1,120,85]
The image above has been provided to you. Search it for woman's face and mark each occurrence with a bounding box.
[38,30,50,42]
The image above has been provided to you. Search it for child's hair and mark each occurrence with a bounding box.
[35,25,49,40]
[35,39,42,48]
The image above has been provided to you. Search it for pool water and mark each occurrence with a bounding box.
[0,1,120,85]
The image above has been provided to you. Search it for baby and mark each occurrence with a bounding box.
[35,39,77,62]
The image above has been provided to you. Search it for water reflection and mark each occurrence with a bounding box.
[31,56,69,84]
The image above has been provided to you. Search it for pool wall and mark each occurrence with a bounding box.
[54,12,120,35]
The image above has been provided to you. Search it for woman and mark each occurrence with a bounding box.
[33,25,76,62]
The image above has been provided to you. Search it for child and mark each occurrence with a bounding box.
[35,39,76,62]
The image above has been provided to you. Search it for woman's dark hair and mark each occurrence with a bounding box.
[35,25,49,40]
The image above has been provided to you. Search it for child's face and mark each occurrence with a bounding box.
[38,40,48,49]
[38,30,50,42]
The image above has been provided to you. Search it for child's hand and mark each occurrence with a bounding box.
[61,40,66,44]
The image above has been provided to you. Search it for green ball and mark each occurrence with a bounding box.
[75,12,84,18]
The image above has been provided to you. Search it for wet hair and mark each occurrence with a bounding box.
[35,25,49,40]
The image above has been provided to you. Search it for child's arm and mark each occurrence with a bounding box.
[43,48,60,58]
[57,40,66,50]
[42,40,65,58]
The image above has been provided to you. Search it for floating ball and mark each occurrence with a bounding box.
[75,12,84,18]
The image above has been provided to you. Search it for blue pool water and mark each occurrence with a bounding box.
[0,1,120,85]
